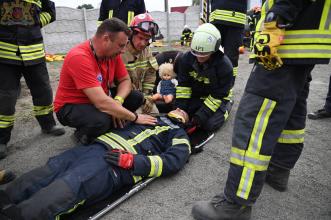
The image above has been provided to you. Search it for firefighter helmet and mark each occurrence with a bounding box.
[190,23,222,57]
[130,13,159,37]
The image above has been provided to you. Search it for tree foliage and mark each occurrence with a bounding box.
[192,0,200,6]
[77,4,94,9]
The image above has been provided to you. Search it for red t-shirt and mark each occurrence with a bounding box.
[54,40,128,112]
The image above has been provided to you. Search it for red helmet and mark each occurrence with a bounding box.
[130,13,159,37]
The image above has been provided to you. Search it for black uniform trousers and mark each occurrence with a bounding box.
[56,90,144,141]
[0,62,55,144]
[213,24,243,85]
[224,64,313,206]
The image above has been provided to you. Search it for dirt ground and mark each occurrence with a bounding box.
[0,52,330,220]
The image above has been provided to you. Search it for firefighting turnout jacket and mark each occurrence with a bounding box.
[202,0,247,28]
[0,0,56,66]
[98,0,146,26]
[96,116,191,184]
[175,51,233,123]
[121,42,158,96]
[250,0,331,64]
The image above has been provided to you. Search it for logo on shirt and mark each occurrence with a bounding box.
[97,73,103,82]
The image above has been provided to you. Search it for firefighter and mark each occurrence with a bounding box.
[0,108,190,220]
[203,0,247,85]
[54,18,157,145]
[98,0,146,26]
[0,0,65,159]
[180,25,193,46]
[192,0,331,219]
[175,23,233,137]
[121,13,160,114]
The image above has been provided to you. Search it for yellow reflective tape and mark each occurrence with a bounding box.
[21,50,45,61]
[133,175,142,183]
[278,129,305,143]
[223,89,233,101]
[188,71,210,84]
[19,44,44,52]
[33,105,53,116]
[143,83,154,90]
[172,138,191,154]
[233,67,238,77]
[319,0,331,30]
[55,200,85,220]
[108,10,113,19]
[24,0,42,8]
[0,50,21,60]
[236,167,255,199]
[127,126,171,147]
[0,41,18,52]
[248,98,276,153]
[107,133,137,154]
[278,45,331,58]
[148,156,163,177]
[0,115,15,121]
[128,11,134,26]
[97,135,125,151]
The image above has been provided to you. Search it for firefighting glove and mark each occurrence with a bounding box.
[254,21,285,70]
[142,96,154,114]
[105,149,134,169]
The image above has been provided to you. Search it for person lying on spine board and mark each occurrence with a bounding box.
[0,108,191,220]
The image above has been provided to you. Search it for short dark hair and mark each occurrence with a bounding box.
[96,18,131,37]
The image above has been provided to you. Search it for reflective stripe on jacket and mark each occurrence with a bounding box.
[96,116,191,183]
[250,0,331,64]
[0,0,56,65]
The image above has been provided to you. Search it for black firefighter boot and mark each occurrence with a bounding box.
[37,114,65,136]
[0,144,7,159]
[192,194,252,220]
[265,163,290,192]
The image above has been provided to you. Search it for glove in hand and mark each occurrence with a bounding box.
[142,96,154,114]
[254,21,285,70]
[105,149,134,169]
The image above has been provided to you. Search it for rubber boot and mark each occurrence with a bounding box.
[265,163,290,192]
[192,194,252,220]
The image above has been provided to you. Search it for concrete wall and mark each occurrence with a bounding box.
[43,6,200,54]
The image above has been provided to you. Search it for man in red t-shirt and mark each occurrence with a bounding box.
[54,18,157,144]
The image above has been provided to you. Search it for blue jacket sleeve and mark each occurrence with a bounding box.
[132,128,190,177]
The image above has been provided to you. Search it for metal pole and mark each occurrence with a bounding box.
[88,177,156,220]
[83,8,89,40]
[165,0,170,44]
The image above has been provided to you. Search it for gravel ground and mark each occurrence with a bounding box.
[0,52,330,220]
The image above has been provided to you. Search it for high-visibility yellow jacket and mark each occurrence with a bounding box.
[250,0,331,64]
[0,0,56,66]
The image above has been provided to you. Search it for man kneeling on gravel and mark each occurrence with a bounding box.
[0,108,191,220]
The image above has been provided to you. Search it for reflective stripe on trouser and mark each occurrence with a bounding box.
[224,64,314,205]
[271,74,311,170]
[0,62,55,136]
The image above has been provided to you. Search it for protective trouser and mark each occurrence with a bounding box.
[224,64,314,206]
[324,74,331,112]
[213,24,243,86]
[187,97,232,132]
[0,62,55,144]
[3,144,129,220]
[56,90,144,140]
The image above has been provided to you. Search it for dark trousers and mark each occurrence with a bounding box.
[3,144,130,220]
[56,90,143,140]
[185,98,232,132]
[0,62,55,144]
[324,74,331,112]
[213,24,243,84]
[224,64,314,206]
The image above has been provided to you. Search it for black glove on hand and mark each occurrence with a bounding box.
[104,149,134,169]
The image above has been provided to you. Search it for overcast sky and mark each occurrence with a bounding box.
[53,0,192,12]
